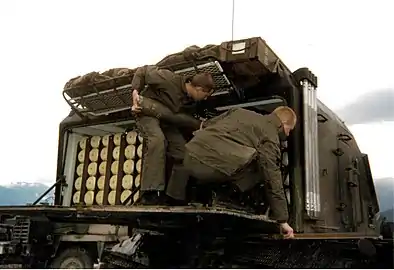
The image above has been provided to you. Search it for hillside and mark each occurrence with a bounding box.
[375,177,393,223]
[0,182,51,205]
[381,209,393,222]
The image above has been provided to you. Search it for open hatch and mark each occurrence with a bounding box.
[22,37,316,229]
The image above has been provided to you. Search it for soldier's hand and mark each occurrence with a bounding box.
[199,118,206,130]
[279,222,294,239]
[132,90,141,112]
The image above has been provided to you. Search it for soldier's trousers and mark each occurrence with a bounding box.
[137,116,187,191]
[166,153,262,201]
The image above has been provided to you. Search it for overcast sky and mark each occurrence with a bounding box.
[0,0,393,185]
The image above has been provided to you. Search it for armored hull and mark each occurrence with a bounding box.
[0,36,389,269]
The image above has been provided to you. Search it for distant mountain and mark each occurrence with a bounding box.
[381,209,393,222]
[0,182,52,205]
[374,177,394,213]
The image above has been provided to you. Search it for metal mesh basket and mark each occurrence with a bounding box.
[63,61,233,117]
[174,61,232,93]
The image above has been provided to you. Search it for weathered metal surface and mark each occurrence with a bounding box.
[101,229,394,268]
[55,62,379,238]
[51,36,381,239]
[0,205,272,223]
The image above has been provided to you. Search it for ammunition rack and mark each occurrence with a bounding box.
[71,129,144,206]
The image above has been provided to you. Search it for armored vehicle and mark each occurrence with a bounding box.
[0,37,392,268]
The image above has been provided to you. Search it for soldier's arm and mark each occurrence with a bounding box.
[131,65,173,92]
[202,108,238,128]
[257,140,289,223]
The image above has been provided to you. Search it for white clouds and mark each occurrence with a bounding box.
[348,122,394,179]
[336,89,394,125]
[0,0,393,184]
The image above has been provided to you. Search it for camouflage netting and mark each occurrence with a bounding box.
[63,44,222,99]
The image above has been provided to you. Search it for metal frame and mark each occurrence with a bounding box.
[62,133,83,207]
[215,98,285,111]
[173,61,233,96]
[67,128,144,207]
[63,61,234,118]
[302,79,320,218]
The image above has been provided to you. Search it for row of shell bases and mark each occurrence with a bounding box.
[72,131,144,206]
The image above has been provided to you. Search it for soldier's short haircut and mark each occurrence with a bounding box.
[191,73,214,92]
[273,106,297,126]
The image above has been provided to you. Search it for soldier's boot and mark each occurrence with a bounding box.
[164,196,188,206]
[136,191,167,206]
[193,186,214,206]
[213,183,243,209]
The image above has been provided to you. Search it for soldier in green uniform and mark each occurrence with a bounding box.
[166,106,297,238]
[131,65,214,205]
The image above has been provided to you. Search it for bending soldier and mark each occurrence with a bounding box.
[166,106,297,238]
[131,65,214,205]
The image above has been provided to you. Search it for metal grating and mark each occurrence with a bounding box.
[174,61,233,96]
[66,84,133,116]
[11,218,30,244]
[63,61,233,117]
